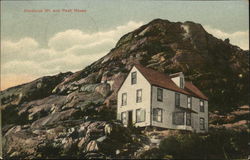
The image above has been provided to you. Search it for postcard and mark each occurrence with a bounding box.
[1,0,249,159]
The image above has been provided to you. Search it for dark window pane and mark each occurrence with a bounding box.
[180,77,184,88]
[122,93,127,106]
[131,72,137,84]
[200,118,205,130]
[121,112,127,125]
[136,109,145,122]
[173,112,184,125]
[187,96,192,108]
[136,89,142,103]
[175,93,180,107]
[157,88,163,101]
[153,108,162,122]
[200,100,204,112]
[186,112,191,126]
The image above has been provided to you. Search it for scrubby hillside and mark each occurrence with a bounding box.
[1,19,249,159]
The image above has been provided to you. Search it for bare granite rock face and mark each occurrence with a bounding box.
[209,105,250,131]
[3,120,143,159]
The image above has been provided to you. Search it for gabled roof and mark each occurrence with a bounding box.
[184,81,208,100]
[134,64,208,100]
[135,64,190,95]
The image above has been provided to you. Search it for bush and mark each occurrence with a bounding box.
[139,148,163,159]
[160,134,205,159]
[159,136,180,156]
[159,129,249,160]
[205,129,249,159]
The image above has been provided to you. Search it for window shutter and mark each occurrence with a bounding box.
[172,113,175,124]
[117,113,121,120]
[124,112,128,125]
[141,109,145,122]
[153,109,156,121]
[136,109,140,122]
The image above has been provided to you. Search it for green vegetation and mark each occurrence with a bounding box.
[158,129,249,160]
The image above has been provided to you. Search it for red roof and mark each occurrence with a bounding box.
[135,64,208,100]
[184,81,208,100]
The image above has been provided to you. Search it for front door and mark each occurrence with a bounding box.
[128,111,133,127]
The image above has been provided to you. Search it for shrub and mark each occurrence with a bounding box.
[159,136,180,156]
[159,129,249,160]
[139,148,163,159]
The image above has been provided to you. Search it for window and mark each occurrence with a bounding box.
[180,77,184,89]
[157,88,163,102]
[187,96,192,108]
[153,108,162,122]
[136,89,142,103]
[121,112,127,125]
[131,72,137,84]
[175,93,180,107]
[136,109,145,122]
[173,112,184,125]
[121,93,127,106]
[200,117,205,130]
[200,100,204,112]
[186,112,191,126]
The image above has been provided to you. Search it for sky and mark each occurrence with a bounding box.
[1,0,249,90]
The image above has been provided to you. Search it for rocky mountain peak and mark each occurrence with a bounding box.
[89,19,249,111]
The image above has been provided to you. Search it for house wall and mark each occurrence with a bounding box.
[117,66,151,127]
[191,97,208,132]
[151,85,188,129]
[151,85,208,132]
[151,85,174,128]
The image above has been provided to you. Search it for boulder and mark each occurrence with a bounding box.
[80,84,99,93]
[63,137,73,151]
[31,108,79,129]
[78,138,86,149]
[63,91,104,113]
[86,128,103,140]
[5,125,22,136]
[96,136,107,143]
[84,152,105,159]
[76,72,98,85]
[3,130,43,159]
[86,140,99,152]
[95,84,110,97]
[104,124,112,135]
[223,120,249,131]
[17,95,66,124]
[52,70,84,94]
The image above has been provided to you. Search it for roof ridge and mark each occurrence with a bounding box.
[134,64,208,100]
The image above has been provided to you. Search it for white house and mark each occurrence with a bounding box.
[117,64,208,133]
